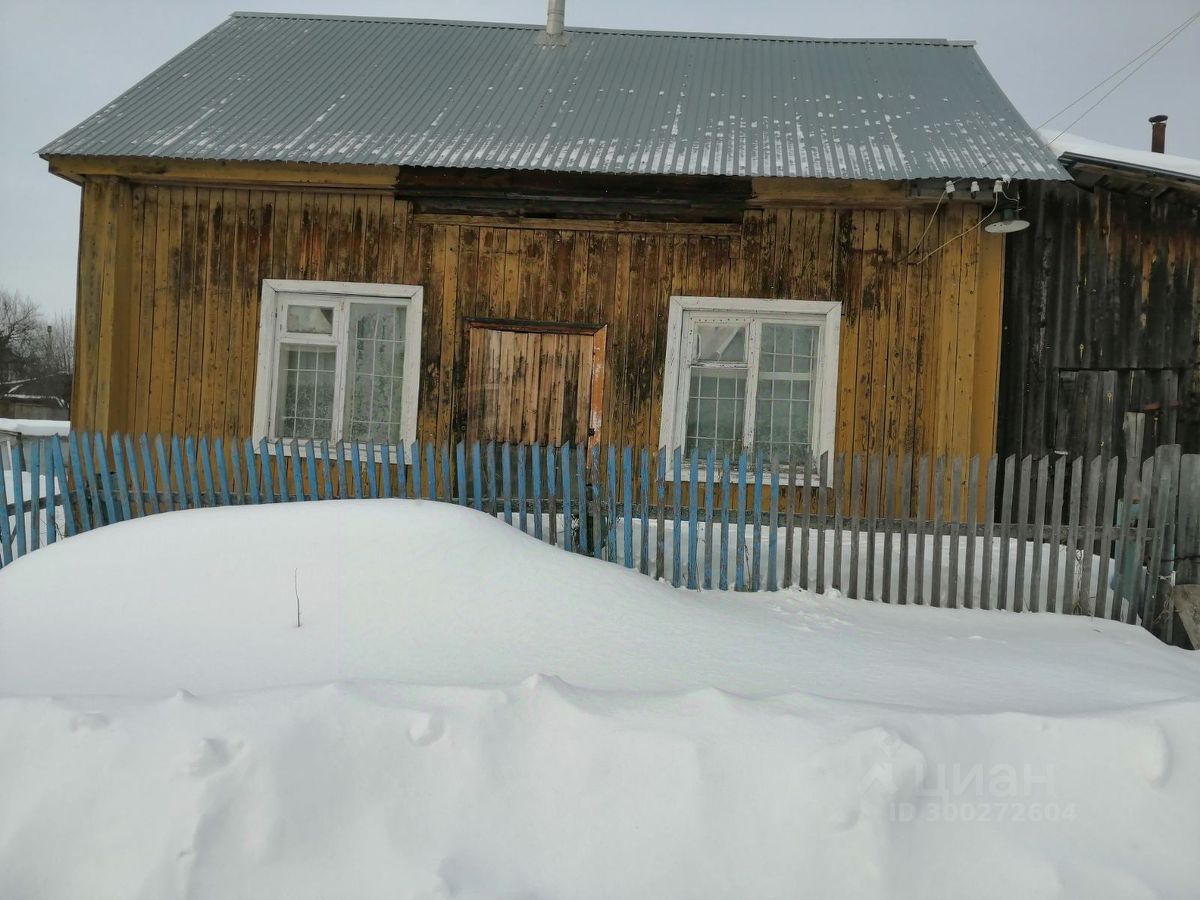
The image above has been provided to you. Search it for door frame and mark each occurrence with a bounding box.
[462,317,608,449]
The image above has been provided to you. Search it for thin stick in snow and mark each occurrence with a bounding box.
[294,568,301,628]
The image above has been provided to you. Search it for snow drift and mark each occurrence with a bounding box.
[1,501,1198,899]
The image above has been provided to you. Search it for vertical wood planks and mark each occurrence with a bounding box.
[946,456,963,609]
[687,448,699,588]
[9,444,26,557]
[832,453,845,592]
[735,452,747,590]
[767,458,780,592]
[930,456,944,608]
[639,448,650,576]
[501,443,513,525]
[816,453,825,595]
[997,456,1015,610]
[671,447,682,587]
[963,457,979,609]
[531,443,544,540]
[719,454,731,590]
[882,456,897,604]
[703,449,716,588]
[1129,456,1154,625]
[1012,456,1032,612]
[1045,455,1066,614]
[1077,457,1102,615]
[28,440,42,548]
[1144,445,1180,635]
[865,455,880,602]
[848,454,862,599]
[622,447,634,568]
[546,445,559,547]
[1064,457,1083,614]
[896,454,913,604]
[913,456,929,605]
[110,435,132,523]
[561,444,574,553]
[94,434,117,526]
[52,438,75,538]
[0,450,12,563]
[655,449,666,580]
[1094,457,1119,619]
[1028,456,1048,612]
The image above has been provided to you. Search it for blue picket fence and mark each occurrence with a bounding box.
[1,430,1194,642]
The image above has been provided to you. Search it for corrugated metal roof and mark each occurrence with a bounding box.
[41,12,1067,181]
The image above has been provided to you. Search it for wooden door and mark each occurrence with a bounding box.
[465,321,606,447]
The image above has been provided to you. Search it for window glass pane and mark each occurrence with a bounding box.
[685,368,745,460]
[754,323,819,460]
[286,305,334,334]
[276,345,336,439]
[693,324,746,363]
[343,303,406,443]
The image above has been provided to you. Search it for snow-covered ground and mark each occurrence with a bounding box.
[0,500,1197,899]
[0,417,70,438]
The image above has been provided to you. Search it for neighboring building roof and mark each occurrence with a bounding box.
[1040,128,1200,184]
[0,374,72,410]
[41,12,1066,182]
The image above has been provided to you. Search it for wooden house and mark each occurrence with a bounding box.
[1001,123,1200,464]
[42,10,1068,469]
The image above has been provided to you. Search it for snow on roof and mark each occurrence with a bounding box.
[1039,128,1200,182]
[40,13,1067,181]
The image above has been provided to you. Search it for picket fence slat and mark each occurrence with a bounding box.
[882,456,896,605]
[687,449,699,587]
[767,458,780,593]
[816,452,830,595]
[931,456,945,609]
[1029,456,1048,613]
[913,457,928,605]
[963,457,979,609]
[1078,457,1102,616]
[947,457,962,610]
[1045,456,1065,614]
[1,446,17,560]
[896,454,913,605]
[865,454,880,603]
[0,430,1192,647]
[1094,457,1119,619]
[703,449,716,588]
[848,454,862,600]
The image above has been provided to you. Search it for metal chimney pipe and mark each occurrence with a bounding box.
[1149,114,1167,153]
[546,0,565,38]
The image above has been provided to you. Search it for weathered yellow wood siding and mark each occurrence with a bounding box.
[73,178,1004,459]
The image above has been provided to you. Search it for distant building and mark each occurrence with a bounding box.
[0,373,71,422]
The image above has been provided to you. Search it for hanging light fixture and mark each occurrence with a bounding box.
[984,207,1030,234]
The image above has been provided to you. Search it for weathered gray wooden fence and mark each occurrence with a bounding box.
[2,426,1196,643]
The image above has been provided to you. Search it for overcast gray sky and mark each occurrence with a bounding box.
[2,0,1198,315]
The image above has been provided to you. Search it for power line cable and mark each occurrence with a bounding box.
[1041,8,1200,145]
[1034,8,1200,134]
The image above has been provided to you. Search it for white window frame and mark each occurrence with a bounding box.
[658,296,841,478]
[252,279,423,448]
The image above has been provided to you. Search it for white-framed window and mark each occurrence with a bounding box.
[252,280,423,446]
[658,296,841,470]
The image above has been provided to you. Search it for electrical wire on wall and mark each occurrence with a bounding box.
[906,194,1001,267]
[901,7,1198,267]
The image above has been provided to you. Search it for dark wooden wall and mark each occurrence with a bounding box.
[999,180,1200,462]
[70,172,1005,460]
